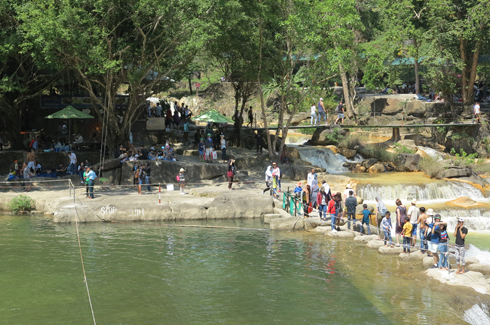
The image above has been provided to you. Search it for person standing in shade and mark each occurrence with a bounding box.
[227,158,236,190]
[454,218,468,274]
[86,166,97,199]
[345,190,357,230]
[255,131,264,154]
[220,134,227,163]
[474,102,481,124]
[375,196,387,240]
[317,98,328,125]
[198,138,205,161]
[67,151,77,175]
[407,199,420,247]
[83,166,89,197]
[310,103,317,126]
[204,133,214,163]
[247,107,254,127]
[263,166,273,195]
[334,102,344,125]
[136,165,143,195]
[177,168,186,194]
[144,163,151,192]
[382,211,393,247]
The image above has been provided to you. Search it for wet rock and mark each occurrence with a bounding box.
[286,146,301,159]
[357,166,366,173]
[354,234,378,242]
[325,145,340,154]
[422,256,435,268]
[366,240,384,249]
[398,252,426,261]
[207,193,274,219]
[312,226,331,234]
[416,149,429,158]
[356,196,364,205]
[426,269,490,294]
[368,162,386,173]
[378,246,404,254]
[93,158,121,171]
[362,158,378,169]
[339,148,357,159]
[327,231,355,238]
[442,167,471,178]
[396,153,420,172]
[263,214,282,224]
[465,257,480,266]
[446,197,483,208]
[355,205,374,215]
[270,217,305,231]
[467,263,490,275]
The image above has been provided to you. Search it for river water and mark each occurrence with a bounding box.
[1,215,488,324]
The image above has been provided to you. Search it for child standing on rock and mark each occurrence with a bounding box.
[178,168,186,195]
[361,204,372,235]
[402,216,413,254]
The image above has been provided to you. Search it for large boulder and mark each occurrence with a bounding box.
[362,158,378,169]
[398,252,426,261]
[442,167,471,178]
[422,256,435,268]
[467,263,490,275]
[354,234,378,242]
[290,112,311,126]
[397,153,420,172]
[207,192,274,219]
[339,148,357,159]
[378,246,404,255]
[366,240,384,249]
[368,163,386,173]
[93,158,121,171]
[426,269,490,294]
[397,139,417,152]
[327,231,356,238]
[270,216,305,231]
[263,214,282,224]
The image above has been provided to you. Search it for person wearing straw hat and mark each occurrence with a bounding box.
[178,168,186,194]
[408,199,420,247]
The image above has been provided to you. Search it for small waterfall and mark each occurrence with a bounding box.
[296,147,362,174]
[418,146,444,161]
[467,245,490,266]
[436,209,490,231]
[464,303,490,324]
[358,182,484,203]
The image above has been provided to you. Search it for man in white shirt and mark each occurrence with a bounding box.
[307,168,318,187]
[343,184,355,204]
[68,151,77,175]
[321,180,330,195]
[407,199,420,246]
[310,104,317,126]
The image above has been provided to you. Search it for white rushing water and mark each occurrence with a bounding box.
[296,147,363,174]
[358,182,484,203]
[464,304,490,325]
[437,210,490,232]
[418,146,445,161]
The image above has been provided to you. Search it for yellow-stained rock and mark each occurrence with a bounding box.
[325,145,340,154]
[446,197,486,208]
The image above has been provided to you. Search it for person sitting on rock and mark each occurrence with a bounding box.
[55,163,67,177]
[280,148,289,164]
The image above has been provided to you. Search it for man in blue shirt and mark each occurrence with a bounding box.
[85,166,97,199]
[317,98,328,125]
[427,214,447,268]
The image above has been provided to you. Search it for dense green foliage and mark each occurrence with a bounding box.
[8,195,35,213]
[0,0,489,152]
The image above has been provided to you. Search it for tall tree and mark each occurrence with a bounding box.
[20,0,217,151]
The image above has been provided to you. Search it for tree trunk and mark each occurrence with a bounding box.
[188,78,193,95]
[413,38,420,95]
[339,63,356,120]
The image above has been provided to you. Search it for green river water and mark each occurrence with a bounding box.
[0,215,486,324]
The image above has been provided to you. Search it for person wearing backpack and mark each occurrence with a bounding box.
[334,102,344,125]
[438,224,450,270]
[317,98,328,125]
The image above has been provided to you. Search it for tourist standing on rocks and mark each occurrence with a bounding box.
[408,199,420,247]
[83,166,89,197]
[334,102,344,125]
[136,165,143,195]
[204,134,214,163]
[454,218,468,274]
[375,196,387,240]
[438,224,449,270]
[417,207,429,253]
[178,168,186,195]
[382,211,393,247]
[23,164,34,192]
[227,159,236,190]
[310,183,320,209]
[327,193,342,231]
[198,138,205,161]
[220,135,227,163]
[263,166,273,195]
[86,166,97,199]
[345,190,357,230]
[78,162,85,183]
[317,98,328,125]
[361,204,372,235]
[321,180,332,200]
[272,162,281,192]
[344,184,355,205]
[307,168,318,187]
[395,199,407,247]
[302,184,311,217]
[317,187,329,221]
[144,163,151,192]
[427,214,444,268]
[402,216,413,254]
[310,103,317,126]
[255,131,264,155]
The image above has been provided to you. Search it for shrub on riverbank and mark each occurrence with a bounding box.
[338,134,363,149]
[8,195,34,214]
[358,144,397,163]
[419,156,443,178]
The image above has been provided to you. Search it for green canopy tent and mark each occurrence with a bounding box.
[45,105,94,143]
[192,109,233,124]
